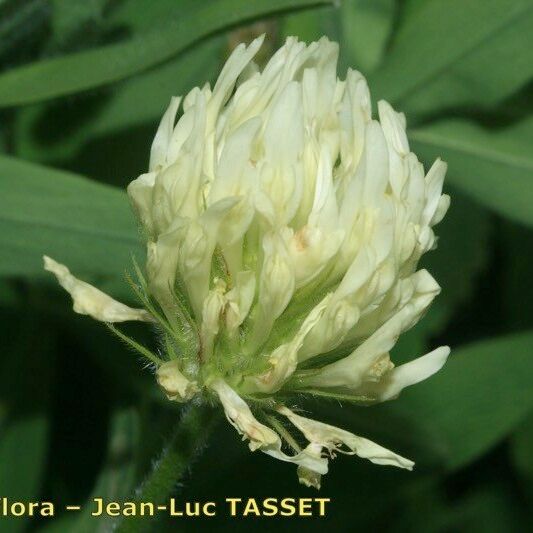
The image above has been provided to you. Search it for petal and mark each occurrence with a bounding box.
[377,100,409,156]
[210,379,328,475]
[44,256,152,323]
[225,271,256,332]
[361,121,390,207]
[301,270,440,389]
[298,296,360,361]
[146,217,188,313]
[249,231,295,349]
[127,171,156,236]
[211,117,262,198]
[264,442,329,478]
[289,226,344,288]
[149,96,182,171]
[156,359,198,402]
[432,194,451,226]
[210,35,264,118]
[363,345,450,401]
[297,464,323,490]
[210,378,278,451]
[279,406,414,470]
[178,197,239,317]
[339,69,371,173]
[242,293,332,393]
[422,158,448,227]
[200,280,227,360]
[263,81,304,166]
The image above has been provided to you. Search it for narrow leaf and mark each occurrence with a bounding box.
[14,36,223,164]
[400,7,533,114]
[0,311,52,533]
[40,409,141,533]
[0,0,335,107]
[410,117,533,227]
[401,331,533,471]
[0,155,142,277]
[341,0,395,74]
[371,0,532,110]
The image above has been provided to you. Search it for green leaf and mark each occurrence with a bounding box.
[0,154,142,277]
[50,0,107,37]
[282,4,341,45]
[398,0,429,20]
[310,399,448,469]
[410,117,533,227]
[49,0,108,45]
[0,417,49,532]
[371,0,533,112]
[41,409,140,533]
[400,7,533,115]
[340,0,395,74]
[0,0,335,107]
[0,280,19,307]
[400,480,527,533]
[0,0,49,64]
[420,190,491,335]
[400,331,533,471]
[502,222,533,329]
[511,413,533,484]
[0,311,52,533]
[14,37,223,164]
[107,0,200,33]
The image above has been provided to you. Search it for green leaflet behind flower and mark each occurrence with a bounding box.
[45,35,451,488]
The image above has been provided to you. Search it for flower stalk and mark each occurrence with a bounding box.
[115,404,219,533]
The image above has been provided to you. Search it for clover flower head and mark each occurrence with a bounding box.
[45,35,450,488]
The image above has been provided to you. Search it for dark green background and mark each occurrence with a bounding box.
[0,0,532,531]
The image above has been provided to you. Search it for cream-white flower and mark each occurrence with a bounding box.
[45,35,450,488]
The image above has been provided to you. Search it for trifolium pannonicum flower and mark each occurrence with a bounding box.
[45,35,450,489]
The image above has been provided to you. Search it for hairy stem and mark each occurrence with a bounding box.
[115,403,219,533]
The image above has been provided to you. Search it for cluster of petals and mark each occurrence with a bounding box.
[45,35,450,488]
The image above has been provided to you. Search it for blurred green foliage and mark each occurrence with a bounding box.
[0,0,531,531]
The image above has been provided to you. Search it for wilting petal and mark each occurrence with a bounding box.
[297,461,323,489]
[211,379,328,475]
[210,378,279,451]
[278,406,414,470]
[263,436,329,491]
[44,256,152,323]
[156,359,198,402]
